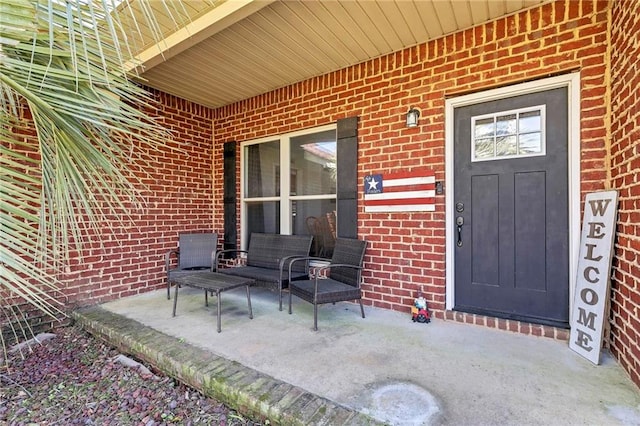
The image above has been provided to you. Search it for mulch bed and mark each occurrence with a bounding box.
[0,325,264,425]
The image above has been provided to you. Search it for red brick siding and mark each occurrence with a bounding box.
[610,0,640,388]
[58,89,216,306]
[213,0,609,317]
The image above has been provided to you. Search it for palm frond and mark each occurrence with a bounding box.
[1,0,186,342]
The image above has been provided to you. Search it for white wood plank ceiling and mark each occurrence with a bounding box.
[117,0,549,109]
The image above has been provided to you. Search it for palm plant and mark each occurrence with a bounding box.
[0,0,187,353]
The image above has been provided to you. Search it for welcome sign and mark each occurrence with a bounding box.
[569,190,618,364]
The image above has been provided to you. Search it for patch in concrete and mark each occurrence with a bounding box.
[606,405,640,426]
[357,382,441,425]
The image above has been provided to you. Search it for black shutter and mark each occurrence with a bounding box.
[336,116,358,238]
[223,141,237,254]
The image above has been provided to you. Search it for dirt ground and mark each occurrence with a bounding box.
[0,325,264,425]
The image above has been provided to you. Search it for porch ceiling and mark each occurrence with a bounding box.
[124,0,549,109]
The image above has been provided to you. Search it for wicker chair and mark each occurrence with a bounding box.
[305,212,337,258]
[288,238,367,331]
[165,232,218,299]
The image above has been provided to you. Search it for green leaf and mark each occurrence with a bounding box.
[0,0,36,45]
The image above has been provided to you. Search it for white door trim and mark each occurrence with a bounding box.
[444,72,581,312]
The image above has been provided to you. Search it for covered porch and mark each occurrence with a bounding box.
[74,288,640,425]
[3,1,640,423]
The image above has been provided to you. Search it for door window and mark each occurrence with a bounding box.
[472,106,545,161]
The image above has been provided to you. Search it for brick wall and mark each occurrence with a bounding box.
[2,90,215,343]
[213,0,609,317]
[58,89,216,307]
[609,0,640,388]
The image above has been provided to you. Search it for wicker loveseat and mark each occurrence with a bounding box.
[215,233,313,310]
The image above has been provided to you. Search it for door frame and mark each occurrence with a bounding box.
[444,73,581,313]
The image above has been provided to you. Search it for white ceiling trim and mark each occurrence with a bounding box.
[121,0,551,109]
[126,0,274,73]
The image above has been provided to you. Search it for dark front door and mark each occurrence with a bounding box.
[454,88,569,327]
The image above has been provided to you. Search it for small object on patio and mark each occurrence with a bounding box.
[411,293,430,324]
[171,272,254,333]
[165,232,218,300]
[288,238,367,331]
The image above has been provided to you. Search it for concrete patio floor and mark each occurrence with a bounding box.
[74,287,640,425]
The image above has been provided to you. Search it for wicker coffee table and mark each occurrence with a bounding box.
[171,272,254,332]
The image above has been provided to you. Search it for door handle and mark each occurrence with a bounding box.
[456,216,464,247]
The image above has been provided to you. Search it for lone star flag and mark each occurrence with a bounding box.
[364,170,436,212]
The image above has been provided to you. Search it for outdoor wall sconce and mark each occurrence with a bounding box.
[406,107,420,128]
